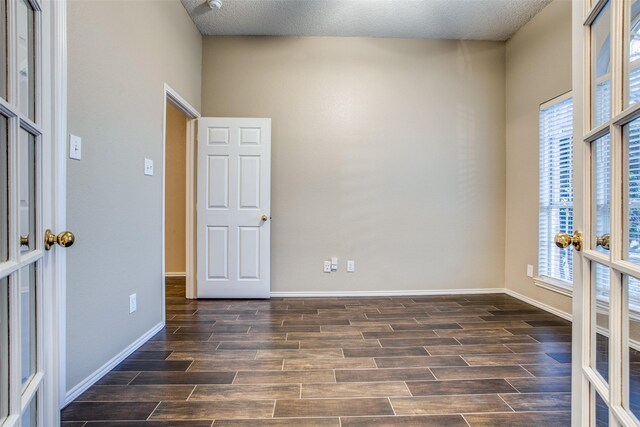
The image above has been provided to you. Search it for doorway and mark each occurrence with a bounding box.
[162,85,200,317]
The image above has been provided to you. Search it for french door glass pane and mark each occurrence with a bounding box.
[593,134,611,253]
[20,264,35,389]
[625,117,640,264]
[596,389,610,426]
[628,0,640,105]
[0,0,6,100]
[593,263,610,383]
[21,394,36,427]
[17,0,34,121]
[0,115,7,262]
[0,276,8,422]
[592,1,611,127]
[625,275,640,422]
[18,129,36,252]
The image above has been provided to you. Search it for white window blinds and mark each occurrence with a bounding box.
[539,96,574,284]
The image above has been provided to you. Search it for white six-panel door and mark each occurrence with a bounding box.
[196,118,271,299]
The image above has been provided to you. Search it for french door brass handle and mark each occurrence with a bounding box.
[261,215,268,222]
[44,229,75,250]
[20,234,29,247]
[596,233,610,250]
[555,231,583,252]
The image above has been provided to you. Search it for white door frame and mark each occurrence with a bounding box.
[162,84,200,314]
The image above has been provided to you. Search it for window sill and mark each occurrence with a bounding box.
[533,276,573,297]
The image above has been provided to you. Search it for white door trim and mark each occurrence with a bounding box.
[49,0,68,417]
[162,84,200,314]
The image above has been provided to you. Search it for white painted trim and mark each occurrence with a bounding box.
[63,321,163,406]
[161,84,200,324]
[504,288,572,321]
[534,276,573,297]
[271,288,505,298]
[165,272,186,277]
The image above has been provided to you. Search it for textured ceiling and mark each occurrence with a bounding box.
[180,0,553,41]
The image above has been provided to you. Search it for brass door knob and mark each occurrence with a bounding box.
[596,234,610,250]
[44,229,75,250]
[20,234,29,247]
[261,215,268,222]
[555,230,583,251]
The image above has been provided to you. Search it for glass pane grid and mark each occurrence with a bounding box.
[593,134,611,254]
[592,1,612,128]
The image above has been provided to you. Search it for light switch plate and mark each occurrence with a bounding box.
[526,264,534,278]
[129,293,137,314]
[144,158,154,176]
[331,256,338,271]
[347,260,355,273]
[69,134,82,160]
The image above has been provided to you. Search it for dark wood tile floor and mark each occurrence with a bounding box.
[62,278,573,426]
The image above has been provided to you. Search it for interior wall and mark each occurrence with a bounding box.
[66,0,202,392]
[504,0,573,314]
[165,102,188,274]
[202,36,506,293]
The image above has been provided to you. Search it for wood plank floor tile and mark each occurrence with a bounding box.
[335,368,435,382]
[374,355,468,368]
[343,347,428,358]
[234,370,336,384]
[61,402,160,421]
[462,353,560,366]
[390,395,512,415]
[274,398,394,417]
[406,379,517,396]
[500,392,571,411]
[425,344,513,356]
[284,357,376,370]
[430,366,533,380]
[190,384,300,400]
[340,415,468,426]
[506,376,571,392]
[131,371,236,385]
[464,412,571,427]
[150,400,275,420]
[213,419,340,426]
[64,285,579,426]
[76,385,194,401]
[167,350,257,360]
[301,381,411,398]
[189,359,284,371]
[256,349,344,359]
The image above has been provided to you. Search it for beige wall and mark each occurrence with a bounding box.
[505,0,573,314]
[202,36,506,293]
[66,0,202,391]
[165,102,188,274]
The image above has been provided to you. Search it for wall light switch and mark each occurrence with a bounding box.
[526,264,534,278]
[144,158,154,176]
[331,257,338,271]
[129,293,137,314]
[323,261,332,273]
[347,260,355,273]
[69,134,82,160]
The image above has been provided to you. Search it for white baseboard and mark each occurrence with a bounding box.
[270,288,505,298]
[165,272,186,277]
[504,288,572,321]
[63,321,164,406]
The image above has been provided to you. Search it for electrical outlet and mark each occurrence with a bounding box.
[323,261,331,273]
[129,293,137,313]
[526,264,534,278]
[144,158,154,176]
[347,260,355,273]
[69,134,82,160]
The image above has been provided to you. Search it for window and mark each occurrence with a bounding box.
[538,94,574,289]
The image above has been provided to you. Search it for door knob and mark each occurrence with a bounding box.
[261,215,268,222]
[555,231,583,251]
[44,229,75,250]
[596,233,610,250]
[20,234,29,247]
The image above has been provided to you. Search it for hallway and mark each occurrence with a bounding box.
[61,280,573,426]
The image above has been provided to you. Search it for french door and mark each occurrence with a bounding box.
[571,0,640,425]
[0,1,65,426]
